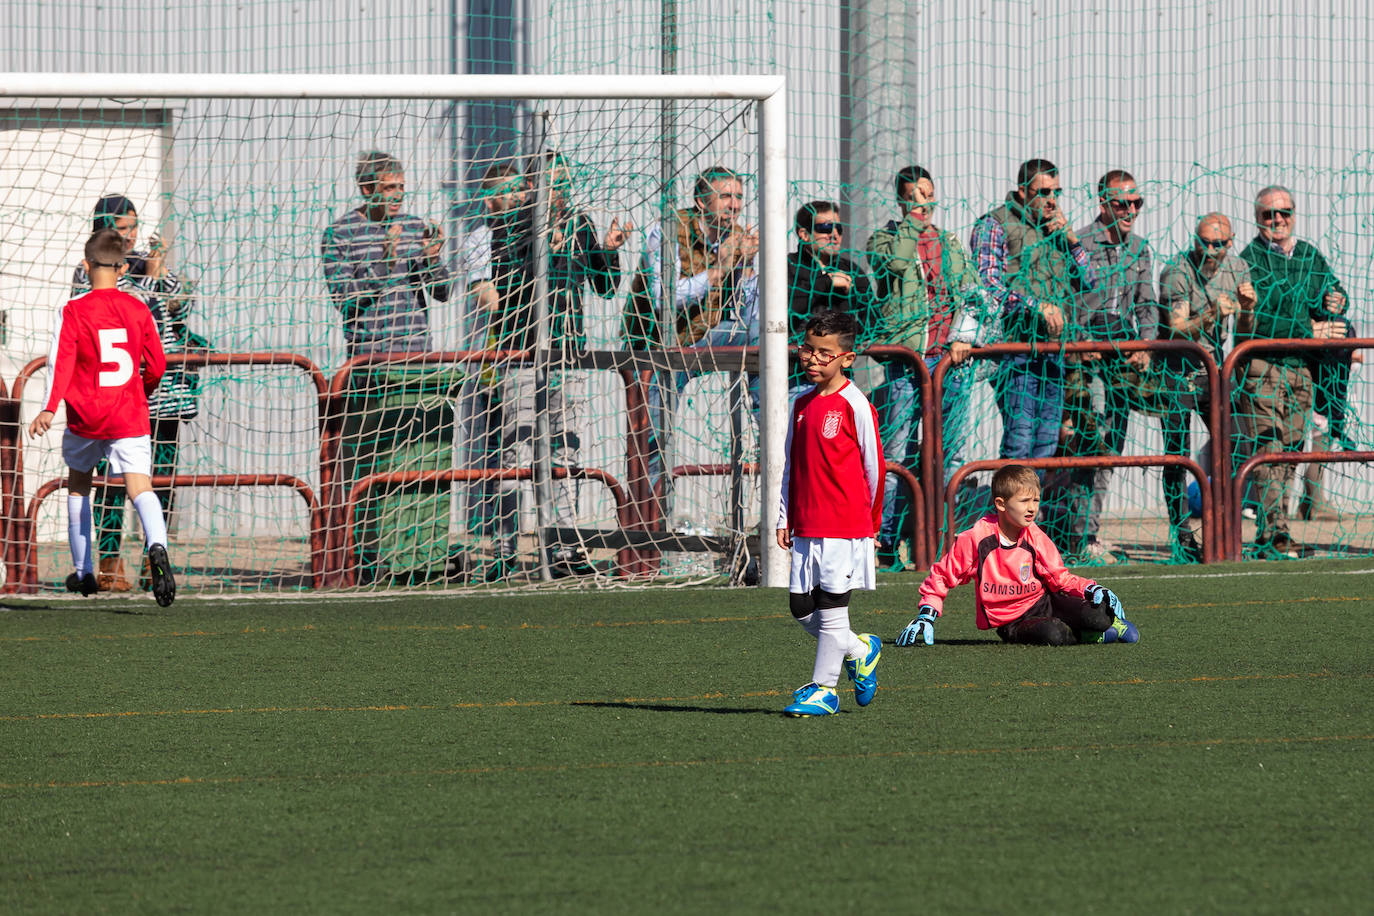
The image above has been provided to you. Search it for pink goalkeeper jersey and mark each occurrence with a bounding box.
[918,514,1097,629]
[777,379,884,539]
[43,288,166,440]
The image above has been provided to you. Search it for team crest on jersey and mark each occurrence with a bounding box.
[1018,562,1031,583]
[821,410,843,439]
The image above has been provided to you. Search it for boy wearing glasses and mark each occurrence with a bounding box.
[29,228,176,606]
[777,310,884,716]
[1157,213,1256,559]
[1236,186,1348,558]
[1061,170,1161,563]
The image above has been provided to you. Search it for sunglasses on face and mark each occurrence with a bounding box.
[1259,208,1294,221]
[796,344,850,365]
[809,221,844,236]
[1107,197,1145,211]
[1196,235,1233,250]
[1028,187,1063,199]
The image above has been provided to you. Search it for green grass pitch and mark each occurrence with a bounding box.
[3,559,1371,914]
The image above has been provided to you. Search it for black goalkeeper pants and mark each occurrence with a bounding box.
[995,589,1113,646]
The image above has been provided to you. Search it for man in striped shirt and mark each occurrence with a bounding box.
[322,151,456,584]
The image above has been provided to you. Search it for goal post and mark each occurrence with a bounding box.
[0,72,790,591]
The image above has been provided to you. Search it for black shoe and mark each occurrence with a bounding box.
[549,549,597,579]
[147,544,176,607]
[1173,530,1204,564]
[1269,532,1314,559]
[444,552,469,582]
[65,571,98,596]
[483,556,517,584]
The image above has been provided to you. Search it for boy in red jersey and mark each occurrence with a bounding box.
[28,228,176,606]
[896,464,1136,647]
[777,310,885,716]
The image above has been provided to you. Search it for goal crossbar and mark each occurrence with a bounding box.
[0,72,791,588]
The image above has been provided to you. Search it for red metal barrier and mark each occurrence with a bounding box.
[320,350,533,585]
[336,466,632,586]
[1220,337,1374,561]
[1229,450,1374,560]
[11,473,324,593]
[664,459,926,571]
[5,353,328,591]
[932,340,1222,560]
[947,455,1217,564]
[861,345,934,564]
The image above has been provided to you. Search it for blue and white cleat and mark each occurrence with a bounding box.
[1102,615,1140,644]
[783,683,839,717]
[844,634,882,706]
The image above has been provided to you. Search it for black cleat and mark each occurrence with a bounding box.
[65,571,98,596]
[147,544,176,607]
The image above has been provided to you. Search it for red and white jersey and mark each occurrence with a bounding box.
[777,380,884,539]
[918,514,1097,629]
[43,288,166,440]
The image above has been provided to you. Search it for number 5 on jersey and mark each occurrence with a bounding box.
[98,327,135,388]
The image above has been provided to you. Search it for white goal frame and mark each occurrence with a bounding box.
[0,72,791,588]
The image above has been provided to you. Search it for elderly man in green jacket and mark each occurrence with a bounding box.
[1236,184,1349,559]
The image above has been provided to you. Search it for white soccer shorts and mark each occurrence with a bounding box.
[62,432,153,476]
[789,536,876,595]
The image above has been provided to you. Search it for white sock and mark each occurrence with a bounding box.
[811,605,865,688]
[132,491,168,550]
[68,494,92,575]
[795,611,822,639]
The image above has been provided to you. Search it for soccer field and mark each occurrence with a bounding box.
[3,560,1371,914]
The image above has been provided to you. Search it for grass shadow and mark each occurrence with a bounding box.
[572,700,777,716]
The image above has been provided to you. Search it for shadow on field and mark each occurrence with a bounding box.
[572,700,775,716]
[0,600,156,616]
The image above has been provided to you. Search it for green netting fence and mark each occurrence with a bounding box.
[0,1,1371,595]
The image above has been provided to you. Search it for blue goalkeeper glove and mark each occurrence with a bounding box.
[1085,584,1124,619]
[896,606,938,647]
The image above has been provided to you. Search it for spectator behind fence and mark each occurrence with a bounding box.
[321,150,455,585]
[1156,212,1256,562]
[866,166,990,568]
[1235,185,1348,559]
[71,194,205,593]
[621,166,759,494]
[1061,170,1159,563]
[971,159,1097,464]
[1300,312,1359,519]
[787,200,879,397]
[457,155,629,581]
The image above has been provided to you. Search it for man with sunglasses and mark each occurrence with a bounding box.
[867,166,989,567]
[970,159,1097,464]
[788,201,878,393]
[1235,186,1349,559]
[1157,213,1257,561]
[1060,170,1160,563]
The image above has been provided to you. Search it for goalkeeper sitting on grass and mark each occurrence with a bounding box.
[896,463,1136,647]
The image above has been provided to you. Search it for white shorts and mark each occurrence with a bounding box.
[789,536,876,595]
[62,432,153,476]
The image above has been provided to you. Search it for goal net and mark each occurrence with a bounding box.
[0,74,790,596]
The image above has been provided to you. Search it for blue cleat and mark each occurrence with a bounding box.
[844,634,882,706]
[783,683,839,717]
[1101,615,1140,644]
